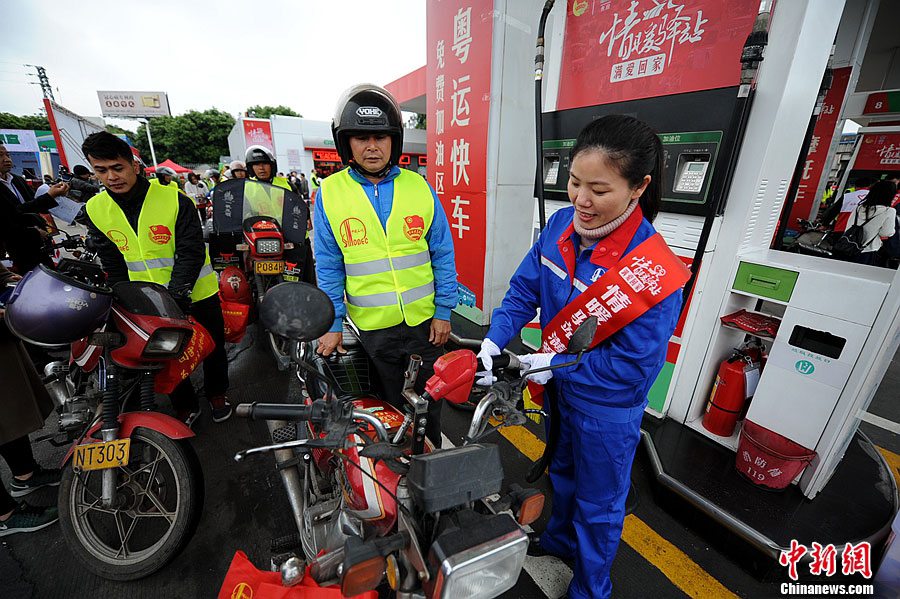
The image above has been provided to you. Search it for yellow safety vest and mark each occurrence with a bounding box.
[151,178,179,189]
[321,168,435,330]
[86,184,218,302]
[252,176,308,239]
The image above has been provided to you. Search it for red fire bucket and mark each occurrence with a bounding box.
[735,420,816,490]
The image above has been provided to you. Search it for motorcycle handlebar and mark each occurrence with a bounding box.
[236,402,313,421]
[478,353,516,372]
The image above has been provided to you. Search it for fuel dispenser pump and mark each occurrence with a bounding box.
[523,0,897,567]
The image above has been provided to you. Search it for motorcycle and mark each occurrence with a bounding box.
[229,282,597,598]
[208,178,310,369]
[786,218,836,257]
[4,260,204,581]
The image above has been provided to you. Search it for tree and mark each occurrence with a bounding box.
[414,113,426,130]
[131,108,235,164]
[0,112,51,130]
[246,104,302,119]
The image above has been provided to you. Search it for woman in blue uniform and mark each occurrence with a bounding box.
[478,115,684,599]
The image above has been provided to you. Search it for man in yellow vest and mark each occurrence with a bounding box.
[80,132,232,426]
[245,145,314,282]
[314,84,457,446]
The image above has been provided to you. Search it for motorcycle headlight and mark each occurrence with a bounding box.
[427,513,528,599]
[143,328,188,358]
[256,238,282,255]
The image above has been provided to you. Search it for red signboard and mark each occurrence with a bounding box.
[312,149,341,162]
[788,66,852,225]
[243,119,274,151]
[853,133,900,171]
[863,91,900,115]
[557,0,758,111]
[427,0,493,311]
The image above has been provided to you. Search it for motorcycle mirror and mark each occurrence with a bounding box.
[567,316,598,353]
[259,282,335,341]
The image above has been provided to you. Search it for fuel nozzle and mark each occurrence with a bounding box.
[740,0,771,85]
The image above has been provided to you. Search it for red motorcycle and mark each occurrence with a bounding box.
[229,282,596,598]
[5,260,204,581]
[209,178,310,368]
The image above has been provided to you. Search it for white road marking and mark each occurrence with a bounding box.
[859,411,900,435]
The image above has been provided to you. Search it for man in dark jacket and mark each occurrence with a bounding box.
[0,144,68,273]
[81,132,231,426]
[297,173,310,200]
[67,165,100,203]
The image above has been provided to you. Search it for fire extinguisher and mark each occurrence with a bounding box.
[703,348,756,437]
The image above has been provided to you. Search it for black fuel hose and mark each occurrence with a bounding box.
[534,0,555,231]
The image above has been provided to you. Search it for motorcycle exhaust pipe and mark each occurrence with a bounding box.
[266,419,306,534]
[43,361,74,407]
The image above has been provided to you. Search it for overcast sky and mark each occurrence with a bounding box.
[1,0,426,130]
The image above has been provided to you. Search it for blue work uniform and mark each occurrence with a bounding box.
[486,205,681,599]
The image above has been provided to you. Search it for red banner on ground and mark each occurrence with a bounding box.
[556,0,758,111]
[788,66,852,225]
[426,0,493,310]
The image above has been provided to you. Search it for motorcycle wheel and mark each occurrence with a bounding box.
[58,427,204,581]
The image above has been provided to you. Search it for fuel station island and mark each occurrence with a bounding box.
[408,0,900,576]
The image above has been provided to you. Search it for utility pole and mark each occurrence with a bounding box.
[24,64,55,102]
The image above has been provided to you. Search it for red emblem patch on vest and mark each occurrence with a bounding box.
[148,224,172,245]
[107,229,129,252]
[339,218,368,247]
[403,214,425,241]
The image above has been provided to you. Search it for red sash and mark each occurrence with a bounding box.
[527,233,690,408]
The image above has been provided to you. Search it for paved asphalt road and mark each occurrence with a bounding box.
[1,319,897,599]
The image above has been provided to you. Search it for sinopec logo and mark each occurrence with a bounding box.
[340,218,368,247]
[356,106,383,118]
[403,214,425,241]
[148,224,173,245]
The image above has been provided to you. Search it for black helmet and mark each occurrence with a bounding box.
[245,145,277,172]
[157,166,176,180]
[332,83,403,167]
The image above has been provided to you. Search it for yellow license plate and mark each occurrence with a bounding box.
[255,261,284,274]
[73,439,130,471]
[283,274,299,282]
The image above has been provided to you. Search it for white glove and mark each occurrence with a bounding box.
[475,338,501,386]
[518,352,555,385]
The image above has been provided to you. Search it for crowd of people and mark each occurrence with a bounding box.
[0,84,693,598]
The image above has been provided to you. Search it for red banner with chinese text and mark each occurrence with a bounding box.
[525,233,690,409]
[853,133,900,172]
[243,119,274,152]
[557,0,758,111]
[427,0,493,310]
[787,66,852,226]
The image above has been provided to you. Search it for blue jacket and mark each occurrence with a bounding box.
[313,166,458,333]
[486,206,681,422]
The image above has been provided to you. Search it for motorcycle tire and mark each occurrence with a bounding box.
[58,427,204,581]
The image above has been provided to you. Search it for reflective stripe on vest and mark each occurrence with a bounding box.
[321,168,435,330]
[86,184,218,302]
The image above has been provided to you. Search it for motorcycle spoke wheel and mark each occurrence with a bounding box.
[59,428,204,581]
